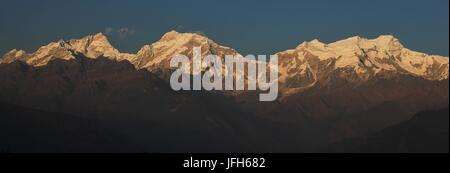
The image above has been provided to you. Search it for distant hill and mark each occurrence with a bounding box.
[0,102,139,153]
[324,108,449,153]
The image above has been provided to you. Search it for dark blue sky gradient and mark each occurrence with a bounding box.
[0,0,448,56]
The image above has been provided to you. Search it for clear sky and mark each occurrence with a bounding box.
[0,0,448,56]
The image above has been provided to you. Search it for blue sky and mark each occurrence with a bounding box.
[0,0,448,56]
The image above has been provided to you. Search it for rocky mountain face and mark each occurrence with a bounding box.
[0,55,309,152]
[0,31,448,152]
[243,35,449,142]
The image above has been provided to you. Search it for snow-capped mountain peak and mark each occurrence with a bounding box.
[276,35,448,96]
[0,49,29,64]
[133,30,240,72]
[67,32,133,60]
[0,33,136,67]
[1,32,447,87]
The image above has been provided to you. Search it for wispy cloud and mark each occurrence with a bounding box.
[103,27,135,39]
[104,27,114,36]
[172,25,206,36]
[175,25,185,31]
[117,27,135,39]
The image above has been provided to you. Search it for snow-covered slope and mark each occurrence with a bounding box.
[0,33,136,67]
[276,35,449,96]
[0,49,30,64]
[133,31,240,70]
[66,33,136,63]
[1,32,448,90]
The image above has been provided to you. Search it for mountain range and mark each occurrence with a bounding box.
[0,31,448,152]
